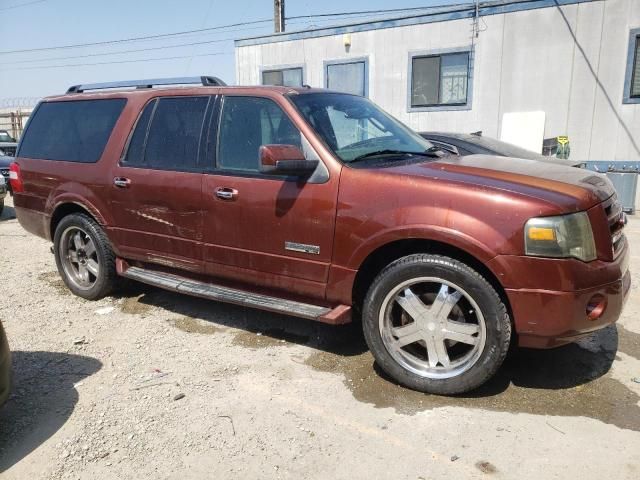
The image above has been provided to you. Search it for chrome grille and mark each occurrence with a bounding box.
[603,194,625,257]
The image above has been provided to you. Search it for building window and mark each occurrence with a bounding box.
[324,58,368,96]
[261,67,303,87]
[624,28,640,104]
[408,49,472,111]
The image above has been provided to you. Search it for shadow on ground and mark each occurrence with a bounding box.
[115,282,368,357]
[0,351,102,472]
[71,280,640,431]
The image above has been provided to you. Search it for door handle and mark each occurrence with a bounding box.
[214,187,238,201]
[113,177,131,188]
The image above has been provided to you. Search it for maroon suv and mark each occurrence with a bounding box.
[10,77,630,395]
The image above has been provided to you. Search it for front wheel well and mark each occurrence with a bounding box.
[352,239,511,319]
[49,203,98,240]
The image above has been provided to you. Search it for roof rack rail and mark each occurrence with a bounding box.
[66,76,226,94]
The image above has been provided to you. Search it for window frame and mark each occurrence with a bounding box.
[260,64,305,87]
[17,98,127,163]
[212,94,328,183]
[323,56,370,97]
[407,47,473,112]
[120,95,214,173]
[623,28,640,104]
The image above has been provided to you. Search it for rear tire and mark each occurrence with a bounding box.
[53,213,117,300]
[362,254,510,395]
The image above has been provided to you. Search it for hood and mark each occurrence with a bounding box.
[380,154,614,211]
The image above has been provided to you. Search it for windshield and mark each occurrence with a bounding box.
[288,93,433,163]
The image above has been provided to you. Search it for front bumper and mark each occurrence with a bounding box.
[0,322,10,406]
[488,239,630,348]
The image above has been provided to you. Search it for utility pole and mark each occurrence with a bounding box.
[274,0,285,33]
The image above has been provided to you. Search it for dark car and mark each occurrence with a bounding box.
[0,151,12,194]
[420,131,581,167]
[0,319,10,407]
[0,130,18,157]
[9,76,629,395]
[0,172,6,215]
[0,130,15,142]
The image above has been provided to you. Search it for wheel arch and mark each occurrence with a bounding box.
[49,202,103,241]
[351,238,512,321]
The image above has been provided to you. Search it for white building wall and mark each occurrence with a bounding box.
[236,0,640,162]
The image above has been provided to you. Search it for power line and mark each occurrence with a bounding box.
[2,32,268,66]
[0,18,272,55]
[0,0,47,11]
[12,51,232,71]
[1,3,474,56]
[4,14,387,66]
[286,3,471,21]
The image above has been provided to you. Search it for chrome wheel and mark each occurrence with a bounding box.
[379,277,486,380]
[59,226,100,290]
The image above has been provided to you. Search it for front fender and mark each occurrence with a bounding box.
[345,223,498,271]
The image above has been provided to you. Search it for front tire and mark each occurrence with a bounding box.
[53,213,117,300]
[362,254,510,395]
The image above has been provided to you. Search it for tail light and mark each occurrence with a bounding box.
[9,162,24,193]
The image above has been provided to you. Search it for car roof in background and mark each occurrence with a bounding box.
[421,131,544,157]
[420,131,580,167]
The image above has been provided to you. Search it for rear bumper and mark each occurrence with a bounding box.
[14,205,50,241]
[490,240,631,349]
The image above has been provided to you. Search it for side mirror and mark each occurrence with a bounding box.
[259,144,318,176]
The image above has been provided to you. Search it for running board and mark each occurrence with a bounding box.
[121,266,351,324]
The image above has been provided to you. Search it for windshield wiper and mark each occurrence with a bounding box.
[350,149,440,163]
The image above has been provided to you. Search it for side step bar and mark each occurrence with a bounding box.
[121,266,351,324]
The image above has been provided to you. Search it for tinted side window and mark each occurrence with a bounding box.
[19,99,126,162]
[217,97,301,172]
[123,100,156,166]
[144,96,209,170]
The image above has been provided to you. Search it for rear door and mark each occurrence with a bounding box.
[200,95,339,299]
[109,95,212,273]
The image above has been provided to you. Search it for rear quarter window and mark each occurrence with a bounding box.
[18,98,126,163]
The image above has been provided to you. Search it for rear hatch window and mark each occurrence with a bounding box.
[18,98,126,163]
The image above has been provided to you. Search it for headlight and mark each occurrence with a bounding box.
[524,212,597,262]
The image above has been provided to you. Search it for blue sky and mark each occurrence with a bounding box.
[0,0,462,103]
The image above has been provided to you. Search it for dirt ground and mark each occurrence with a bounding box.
[0,195,639,479]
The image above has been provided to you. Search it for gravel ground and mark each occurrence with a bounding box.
[0,195,639,479]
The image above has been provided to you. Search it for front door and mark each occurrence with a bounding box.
[109,95,212,273]
[201,95,339,299]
